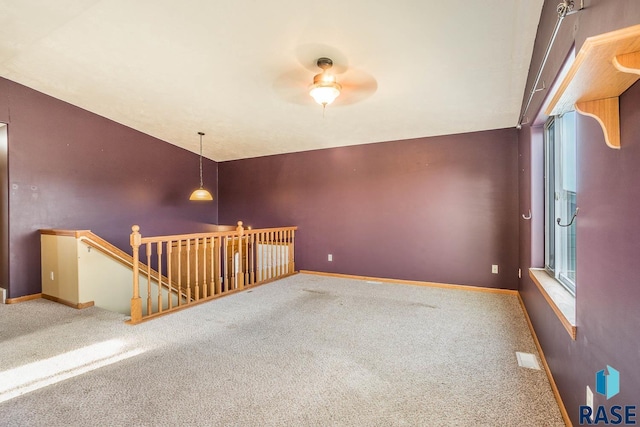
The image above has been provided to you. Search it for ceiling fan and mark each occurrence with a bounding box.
[273,47,378,110]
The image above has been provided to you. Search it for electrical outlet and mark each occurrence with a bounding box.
[586,386,594,421]
[50,271,55,281]
[328,254,333,262]
[518,268,522,278]
[492,265,498,274]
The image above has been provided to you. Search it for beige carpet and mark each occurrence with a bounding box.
[0,273,564,426]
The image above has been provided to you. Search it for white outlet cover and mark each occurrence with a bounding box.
[327,254,332,262]
[516,352,541,370]
[492,265,498,274]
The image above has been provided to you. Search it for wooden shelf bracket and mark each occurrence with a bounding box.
[545,25,640,149]
[575,97,620,149]
[614,51,640,76]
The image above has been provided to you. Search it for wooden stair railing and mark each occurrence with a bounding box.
[41,229,189,304]
[129,221,297,324]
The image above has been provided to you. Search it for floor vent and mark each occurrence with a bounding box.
[516,352,541,370]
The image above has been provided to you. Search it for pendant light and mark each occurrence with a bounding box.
[189,131,213,201]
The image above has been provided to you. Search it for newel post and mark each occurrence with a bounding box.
[130,225,142,323]
[236,221,245,289]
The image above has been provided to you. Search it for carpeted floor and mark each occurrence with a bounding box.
[0,273,564,426]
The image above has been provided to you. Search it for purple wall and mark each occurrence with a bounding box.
[0,78,218,298]
[219,129,519,289]
[518,1,640,423]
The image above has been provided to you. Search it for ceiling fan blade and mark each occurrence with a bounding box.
[332,69,378,106]
[272,68,311,105]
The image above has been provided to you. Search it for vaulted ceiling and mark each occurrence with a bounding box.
[0,1,544,161]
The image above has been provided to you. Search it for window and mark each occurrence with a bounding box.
[544,111,577,295]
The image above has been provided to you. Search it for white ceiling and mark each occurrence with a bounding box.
[0,0,543,161]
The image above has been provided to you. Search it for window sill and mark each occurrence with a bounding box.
[528,268,576,340]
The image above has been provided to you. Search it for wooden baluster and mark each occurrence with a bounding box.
[177,240,182,306]
[209,236,215,297]
[146,242,152,315]
[271,231,278,279]
[199,237,205,299]
[261,232,266,282]
[242,231,247,285]
[261,232,265,280]
[230,234,236,290]
[270,231,276,280]
[202,237,208,299]
[185,238,191,304]
[273,230,278,278]
[157,241,163,313]
[284,230,289,274]
[222,236,226,292]
[257,232,263,282]
[281,230,285,276]
[223,236,230,292]
[289,230,293,273]
[235,233,240,289]
[245,228,251,285]
[240,231,245,286]
[273,231,278,279]
[249,230,255,285]
[251,232,260,283]
[277,230,282,277]
[265,231,269,280]
[290,229,296,273]
[282,230,286,277]
[263,232,268,280]
[167,240,173,310]
[194,238,200,301]
[289,229,294,273]
[230,234,234,290]
[236,221,244,290]
[215,236,221,294]
[130,225,142,323]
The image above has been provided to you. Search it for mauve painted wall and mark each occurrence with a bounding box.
[0,78,218,298]
[518,1,640,423]
[219,129,519,289]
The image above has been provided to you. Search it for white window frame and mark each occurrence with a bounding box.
[544,111,577,296]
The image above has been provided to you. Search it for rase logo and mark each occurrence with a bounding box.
[579,365,636,425]
[596,366,620,400]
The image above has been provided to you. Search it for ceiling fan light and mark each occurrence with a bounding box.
[320,73,336,83]
[309,83,341,106]
[189,187,214,201]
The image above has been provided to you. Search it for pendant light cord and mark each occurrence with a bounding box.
[198,131,205,188]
